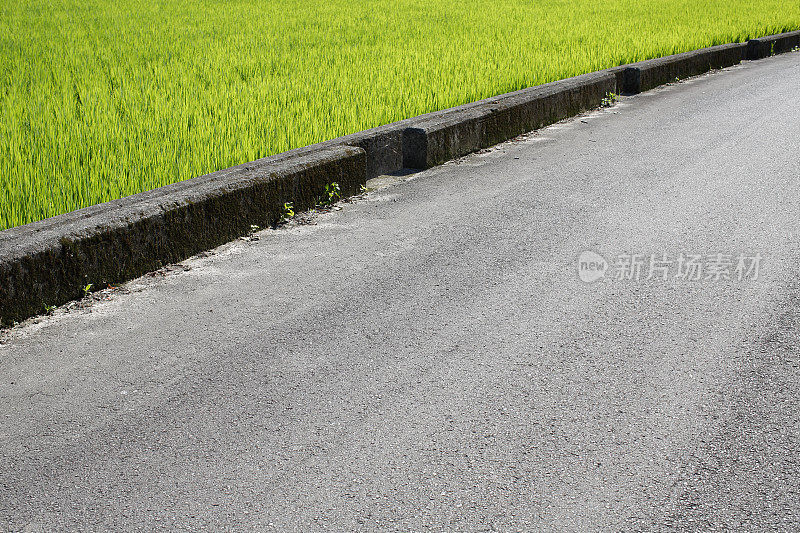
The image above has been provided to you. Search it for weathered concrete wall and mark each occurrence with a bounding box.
[0,147,365,325]
[621,43,745,94]
[746,30,800,60]
[403,72,616,168]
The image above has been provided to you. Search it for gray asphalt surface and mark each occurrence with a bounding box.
[2,52,800,532]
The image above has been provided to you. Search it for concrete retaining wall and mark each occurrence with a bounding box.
[0,147,365,325]
[621,42,745,94]
[403,71,616,168]
[746,30,800,60]
[1,30,798,326]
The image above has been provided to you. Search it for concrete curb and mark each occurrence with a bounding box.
[403,71,616,168]
[621,42,745,94]
[0,147,365,325]
[746,30,800,60]
[1,30,798,326]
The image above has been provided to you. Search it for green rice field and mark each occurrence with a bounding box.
[1,0,799,230]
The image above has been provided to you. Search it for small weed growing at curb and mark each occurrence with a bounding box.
[82,283,93,298]
[601,92,620,107]
[317,182,341,208]
[44,304,55,315]
[280,202,295,223]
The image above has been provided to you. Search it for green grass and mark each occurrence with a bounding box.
[1,0,799,230]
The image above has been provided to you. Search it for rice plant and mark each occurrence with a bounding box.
[1,0,798,230]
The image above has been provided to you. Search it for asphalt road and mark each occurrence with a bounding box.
[2,52,800,532]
